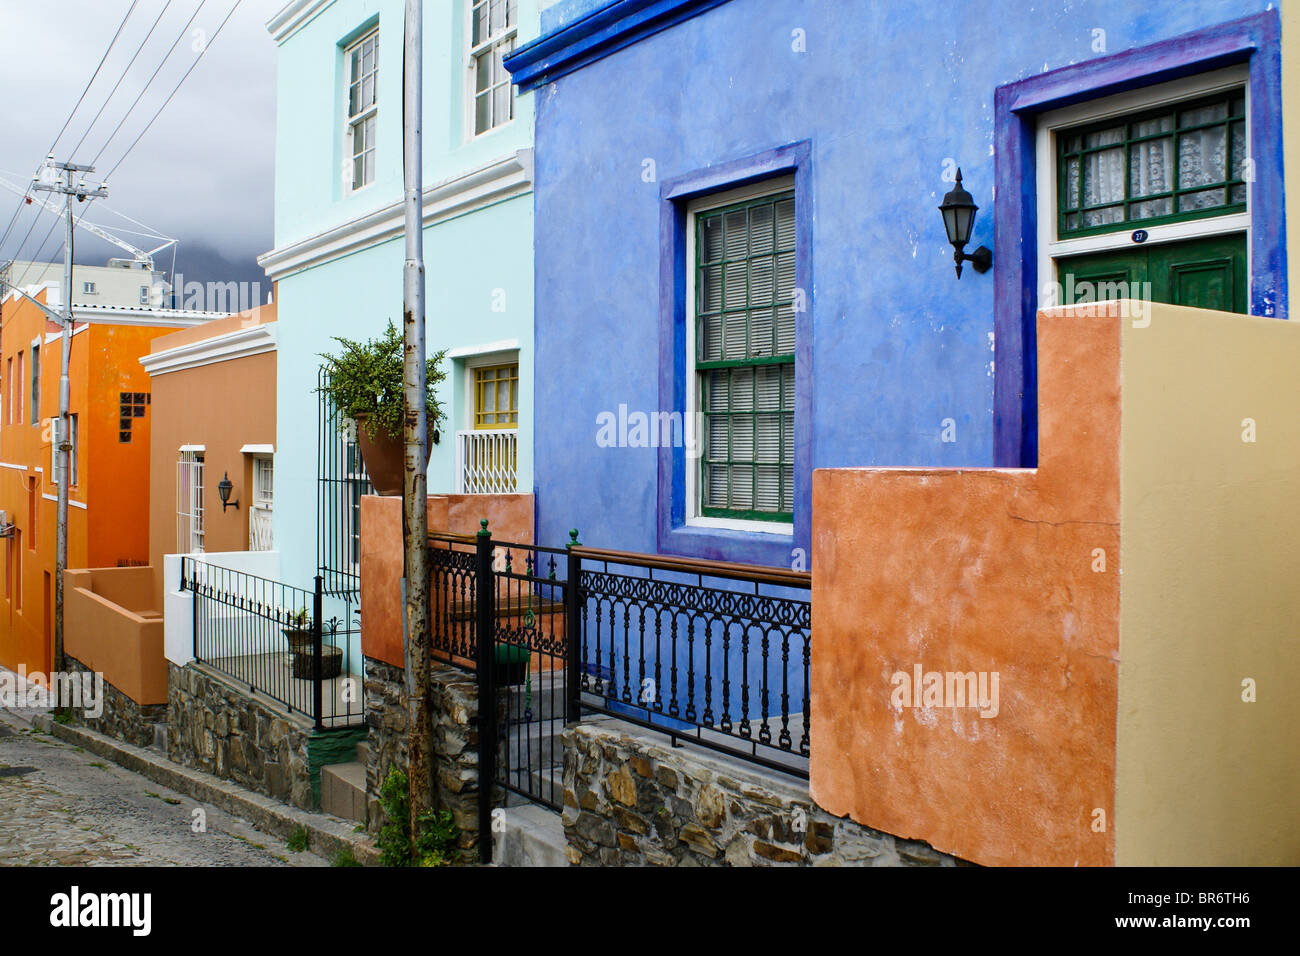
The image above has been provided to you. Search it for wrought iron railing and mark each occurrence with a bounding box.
[180,557,363,729]
[574,547,811,778]
[427,525,811,862]
[317,366,371,598]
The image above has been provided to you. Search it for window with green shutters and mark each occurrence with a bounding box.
[694,190,796,523]
[1057,88,1247,237]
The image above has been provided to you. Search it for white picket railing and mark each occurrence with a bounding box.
[249,507,273,551]
[456,429,517,494]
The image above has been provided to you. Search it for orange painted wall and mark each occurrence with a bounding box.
[0,289,179,679]
[145,305,276,602]
[810,305,1121,867]
[360,494,534,668]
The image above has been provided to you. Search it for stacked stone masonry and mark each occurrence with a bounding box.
[362,657,483,854]
[166,662,314,811]
[562,723,965,867]
[67,655,166,749]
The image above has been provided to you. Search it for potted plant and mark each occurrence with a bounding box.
[282,608,314,658]
[494,642,531,686]
[319,320,447,495]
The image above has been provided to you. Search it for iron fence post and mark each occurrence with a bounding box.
[187,559,198,663]
[474,520,496,864]
[565,530,582,725]
[313,574,324,730]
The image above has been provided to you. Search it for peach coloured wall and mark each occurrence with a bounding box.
[361,494,534,668]
[146,307,276,603]
[63,568,167,705]
[810,304,1122,867]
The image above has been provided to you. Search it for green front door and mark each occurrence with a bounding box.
[1059,233,1247,314]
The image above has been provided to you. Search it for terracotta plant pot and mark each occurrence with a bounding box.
[353,414,431,496]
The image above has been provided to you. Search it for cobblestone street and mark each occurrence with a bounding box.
[0,707,327,867]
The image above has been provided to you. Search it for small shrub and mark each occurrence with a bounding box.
[331,847,361,867]
[286,824,308,853]
[376,766,460,867]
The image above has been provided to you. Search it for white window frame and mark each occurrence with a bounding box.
[344,27,379,194]
[177,449,205,554]
[249,454,273,552]
[465,0,518,139]
[1035,65,1251,307]
[683,175,796,536]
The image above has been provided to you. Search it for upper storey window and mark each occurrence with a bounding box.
[346,28,379,191]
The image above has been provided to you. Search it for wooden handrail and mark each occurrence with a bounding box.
[569,545,811,589]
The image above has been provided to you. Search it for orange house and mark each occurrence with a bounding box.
[0,283,222,679]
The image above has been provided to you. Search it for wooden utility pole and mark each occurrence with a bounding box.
[401,0,433,851]
[33,157,106,678]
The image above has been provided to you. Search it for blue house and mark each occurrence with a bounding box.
[508,0,1289,567]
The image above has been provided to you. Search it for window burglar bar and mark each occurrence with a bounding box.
[318,367,371,597]
[179,557,363,729]
[176,453,204,553]
[456,428,517,493]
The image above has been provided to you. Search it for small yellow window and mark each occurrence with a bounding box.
[473,363,518,429]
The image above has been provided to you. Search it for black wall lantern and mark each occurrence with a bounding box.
[938,168,992,278]
[217,472,239,511]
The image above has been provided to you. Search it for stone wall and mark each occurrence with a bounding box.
[167,663,314,811]
[67,655,166,749]
[562,722,966,867]
[362,657,483,855]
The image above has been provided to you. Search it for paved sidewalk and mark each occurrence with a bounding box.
[0,706,328,867]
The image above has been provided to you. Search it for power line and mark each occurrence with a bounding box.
[103,0,242,183]
[1,0,145,256]
[50,0,143,155]
[91,0,210,168]
[66,0,178,162]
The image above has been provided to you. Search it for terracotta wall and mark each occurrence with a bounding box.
[146,306,276,604]
[63,568,166,705]
[360,494,534,668]
[811,304,1121,867]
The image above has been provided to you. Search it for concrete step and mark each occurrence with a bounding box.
[320,761,367,823]
[355,739,371,767]
[504,765,563,809]
[500,673,569,722]
[493,803,568,866]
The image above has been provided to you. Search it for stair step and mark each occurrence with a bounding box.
[504,765,563,808]
[355,739,371,766]
[320,761,367,823]
[495,802,568,866]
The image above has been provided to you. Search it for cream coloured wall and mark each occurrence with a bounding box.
[1116,302,1300,865]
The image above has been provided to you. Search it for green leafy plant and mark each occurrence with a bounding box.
[286,824,309,853]
[318,321,447,442]
[331,847,361,867]
[376,766,460,867]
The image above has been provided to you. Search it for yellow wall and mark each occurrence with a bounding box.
[1116,302,1300,865]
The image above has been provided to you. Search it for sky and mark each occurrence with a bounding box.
[0,0,279,288]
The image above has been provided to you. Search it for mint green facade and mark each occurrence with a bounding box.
[261,0,539,591]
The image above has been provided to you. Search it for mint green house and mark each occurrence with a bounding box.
[259,0,540,596]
